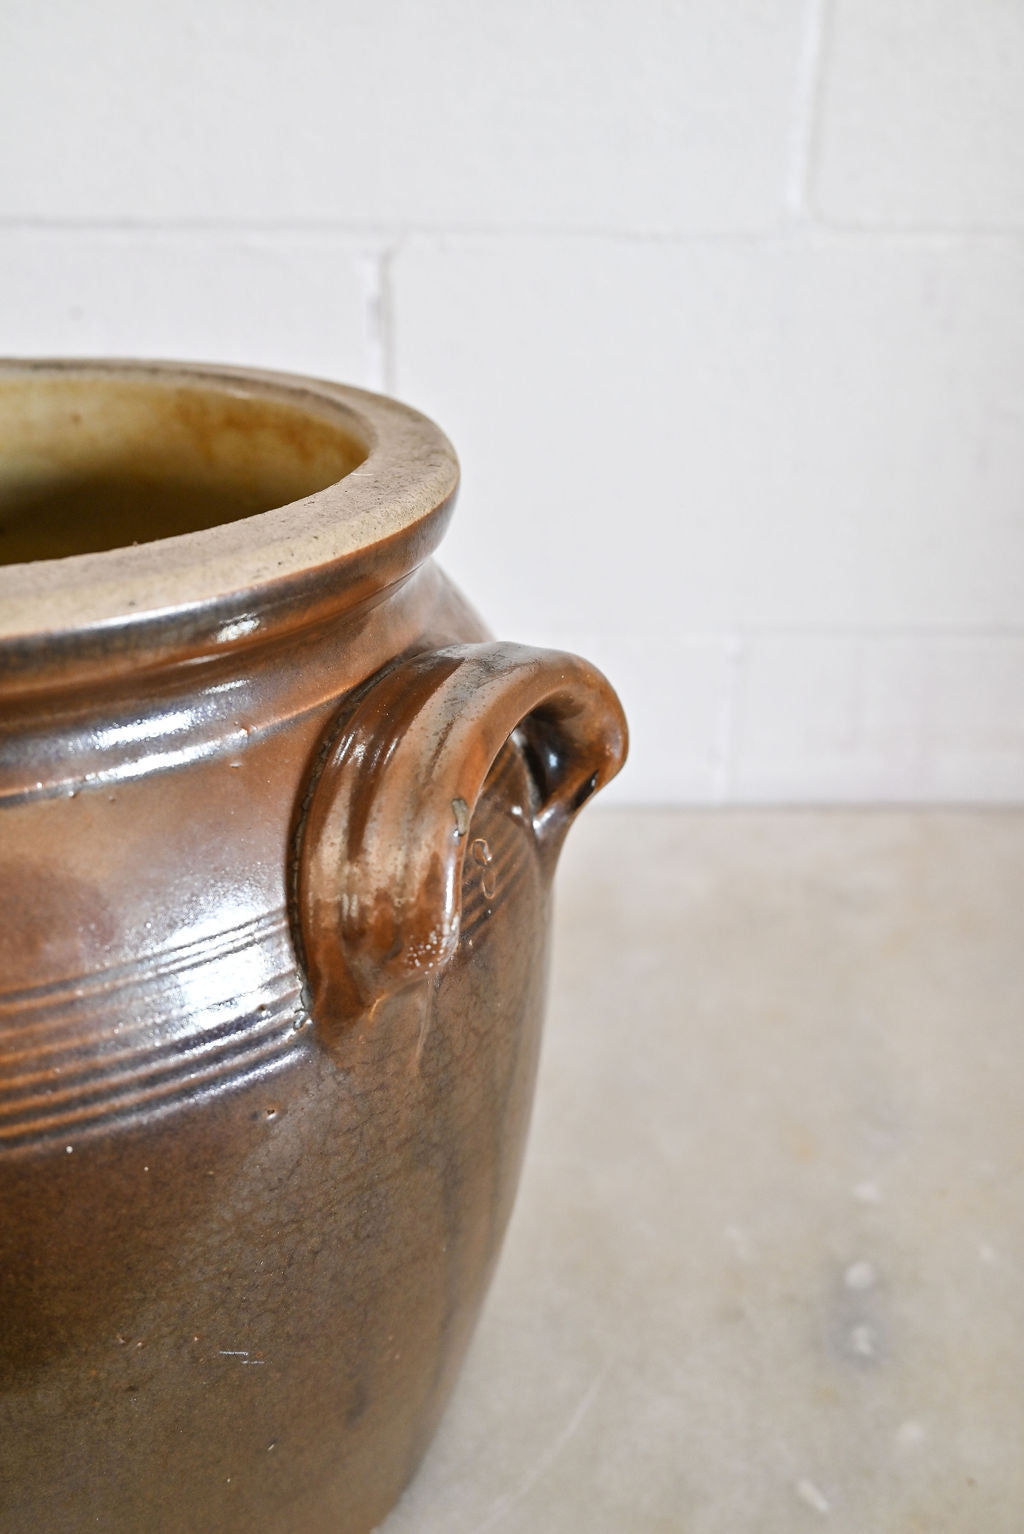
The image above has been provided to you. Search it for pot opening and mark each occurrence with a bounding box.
[0,369,369,566]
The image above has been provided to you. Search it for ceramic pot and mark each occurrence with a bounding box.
[0,360,627,1534]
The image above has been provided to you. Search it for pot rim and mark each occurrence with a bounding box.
[0,359,459,658]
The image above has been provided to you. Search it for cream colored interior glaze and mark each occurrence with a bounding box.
[0,361,459,641]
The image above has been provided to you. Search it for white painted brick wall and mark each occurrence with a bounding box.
[0,231,368,379]
[1,0,1022,803]
[733,635,1024,802]
[0,0,805,233]
[816,0,1024,228]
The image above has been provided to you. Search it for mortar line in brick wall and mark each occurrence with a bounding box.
[2,217,1023,245]
[711,635,746,805]
[0,216,793,242]
[732,626,1024,641]
[378,247,398,396]
[785,0,830,224]
[355,247,387,394]
[632,803,1024,812]
[800,216,1024,239]
[603,627,1024,645]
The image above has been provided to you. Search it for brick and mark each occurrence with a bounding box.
[815,0,1024,227]
[0,0,804,233]
[395,232,1024,634]
[0,230,368,381]
[733,634,1024,802]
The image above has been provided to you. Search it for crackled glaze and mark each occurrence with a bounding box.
[0,361,626,1534]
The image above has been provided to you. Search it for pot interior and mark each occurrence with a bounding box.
[0,370,368,566]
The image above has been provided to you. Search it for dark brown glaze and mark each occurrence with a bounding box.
[0,361,627,1534]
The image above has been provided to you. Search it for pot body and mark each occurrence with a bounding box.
[0,364,626,1533]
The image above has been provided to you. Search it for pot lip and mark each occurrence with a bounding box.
[0,358,459,651]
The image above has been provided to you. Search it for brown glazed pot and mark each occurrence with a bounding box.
[0,361,627,1533]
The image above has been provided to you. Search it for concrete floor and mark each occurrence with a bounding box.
[380,809,1024,1533]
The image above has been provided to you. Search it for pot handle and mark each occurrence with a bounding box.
[294,641,627,1022]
